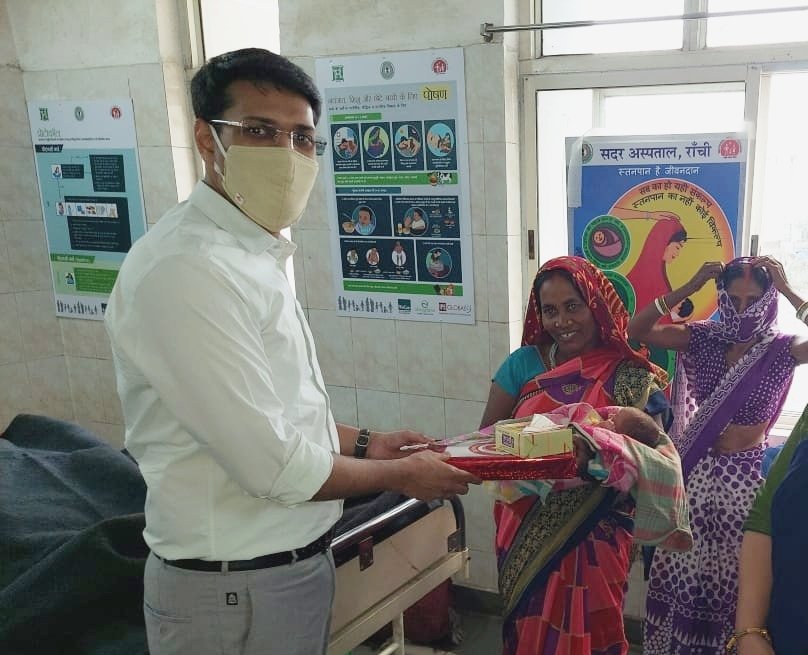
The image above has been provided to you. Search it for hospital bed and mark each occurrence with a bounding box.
[329,495,469,655]
[0,414,469,655]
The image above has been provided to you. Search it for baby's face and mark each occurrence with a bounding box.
[611,408,640,436]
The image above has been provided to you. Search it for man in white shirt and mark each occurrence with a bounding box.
[105,48,476,655]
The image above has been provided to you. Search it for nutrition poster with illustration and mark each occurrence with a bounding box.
[316,48,474,324]
[28,99,147,320]
[567,133,747,377]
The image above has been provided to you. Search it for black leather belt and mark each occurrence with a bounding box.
[158,529,334,572]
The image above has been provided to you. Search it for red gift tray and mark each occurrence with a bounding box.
[448,452,577,481]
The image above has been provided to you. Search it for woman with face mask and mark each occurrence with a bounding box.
[628,256,808,655]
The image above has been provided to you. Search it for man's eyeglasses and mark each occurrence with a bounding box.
[209,118,328,156]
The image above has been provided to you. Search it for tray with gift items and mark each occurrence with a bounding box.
[406,414,592,480]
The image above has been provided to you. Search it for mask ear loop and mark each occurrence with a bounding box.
[209,124,227,179]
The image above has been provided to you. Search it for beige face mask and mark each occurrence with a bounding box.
[210,126,319,232]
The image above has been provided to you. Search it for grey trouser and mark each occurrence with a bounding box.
[143,550,335,655]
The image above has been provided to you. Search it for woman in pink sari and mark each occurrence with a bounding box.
[481,256,690,655]
[629,256,808,654]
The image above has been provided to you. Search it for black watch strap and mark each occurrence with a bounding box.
[354,428,371,458]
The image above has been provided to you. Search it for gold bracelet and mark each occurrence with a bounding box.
[725,627,771,652]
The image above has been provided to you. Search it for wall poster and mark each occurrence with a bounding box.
[567,133,747,378]
[28,99,147,320]
[316,48,474,324]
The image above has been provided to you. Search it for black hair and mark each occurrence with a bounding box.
[357,206,372,216]
[412,208,424,218]
[678,297,694,318]
[534,268,579,302]
[190,48,322,125]
[669,229,688,244]
[722,262,771,290]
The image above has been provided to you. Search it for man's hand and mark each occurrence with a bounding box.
[393,451,480,500]
[366,429,431,460]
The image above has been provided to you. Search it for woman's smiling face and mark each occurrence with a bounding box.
[538,273,601,361]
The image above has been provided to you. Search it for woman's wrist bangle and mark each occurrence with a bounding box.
[725,627,771,652]
[654,296,670,316]
[796,300,808,323]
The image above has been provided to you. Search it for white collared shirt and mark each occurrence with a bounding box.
[105,182,341,561]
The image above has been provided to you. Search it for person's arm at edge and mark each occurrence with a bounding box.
[735,408,808,652]
[735,531,774,655]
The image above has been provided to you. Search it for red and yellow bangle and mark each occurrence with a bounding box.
[725,627,771,652]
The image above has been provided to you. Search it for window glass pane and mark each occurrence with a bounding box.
[602,87,746,134]
[707,0,808,47]
[200,0,280,59]
[541,0,684,55]
[536,90,594,261]
[755,72,808,418]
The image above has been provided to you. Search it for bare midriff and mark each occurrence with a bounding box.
[713,421,768,454]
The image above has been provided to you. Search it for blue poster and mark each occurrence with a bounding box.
[567,133,747,376]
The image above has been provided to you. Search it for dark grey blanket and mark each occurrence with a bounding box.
[0,414,149,655]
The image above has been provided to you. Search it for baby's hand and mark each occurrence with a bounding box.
[599,419,615,431]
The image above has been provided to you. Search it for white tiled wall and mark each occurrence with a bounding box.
[0,0,195,444]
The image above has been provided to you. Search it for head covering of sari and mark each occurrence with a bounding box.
[523,255,667,382]
[671,257,790,479]
[698,256,778,344]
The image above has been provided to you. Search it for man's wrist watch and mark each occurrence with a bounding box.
[354,428,371,458]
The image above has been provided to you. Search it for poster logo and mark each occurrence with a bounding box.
[719,138,741,159]
[74,106,85,121]
[438,301,472,315]
[331,65,344,82]
[380,61,395,80]
[582,215,631,270]
[39,108,49,121]
[110,106,122,119]
[397,299,411,314]
[581,141,593,163]
[432,58,448,74]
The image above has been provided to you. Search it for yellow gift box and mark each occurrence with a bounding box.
[494,419,574,458]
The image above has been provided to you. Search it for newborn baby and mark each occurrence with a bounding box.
[597,406,662,448]
[490,402,665,503]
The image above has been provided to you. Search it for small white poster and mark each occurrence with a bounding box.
[316,48,474,324]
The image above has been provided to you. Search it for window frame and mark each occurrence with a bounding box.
[520,20,808,429]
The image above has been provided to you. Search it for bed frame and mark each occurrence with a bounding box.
[328,496,468,655]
